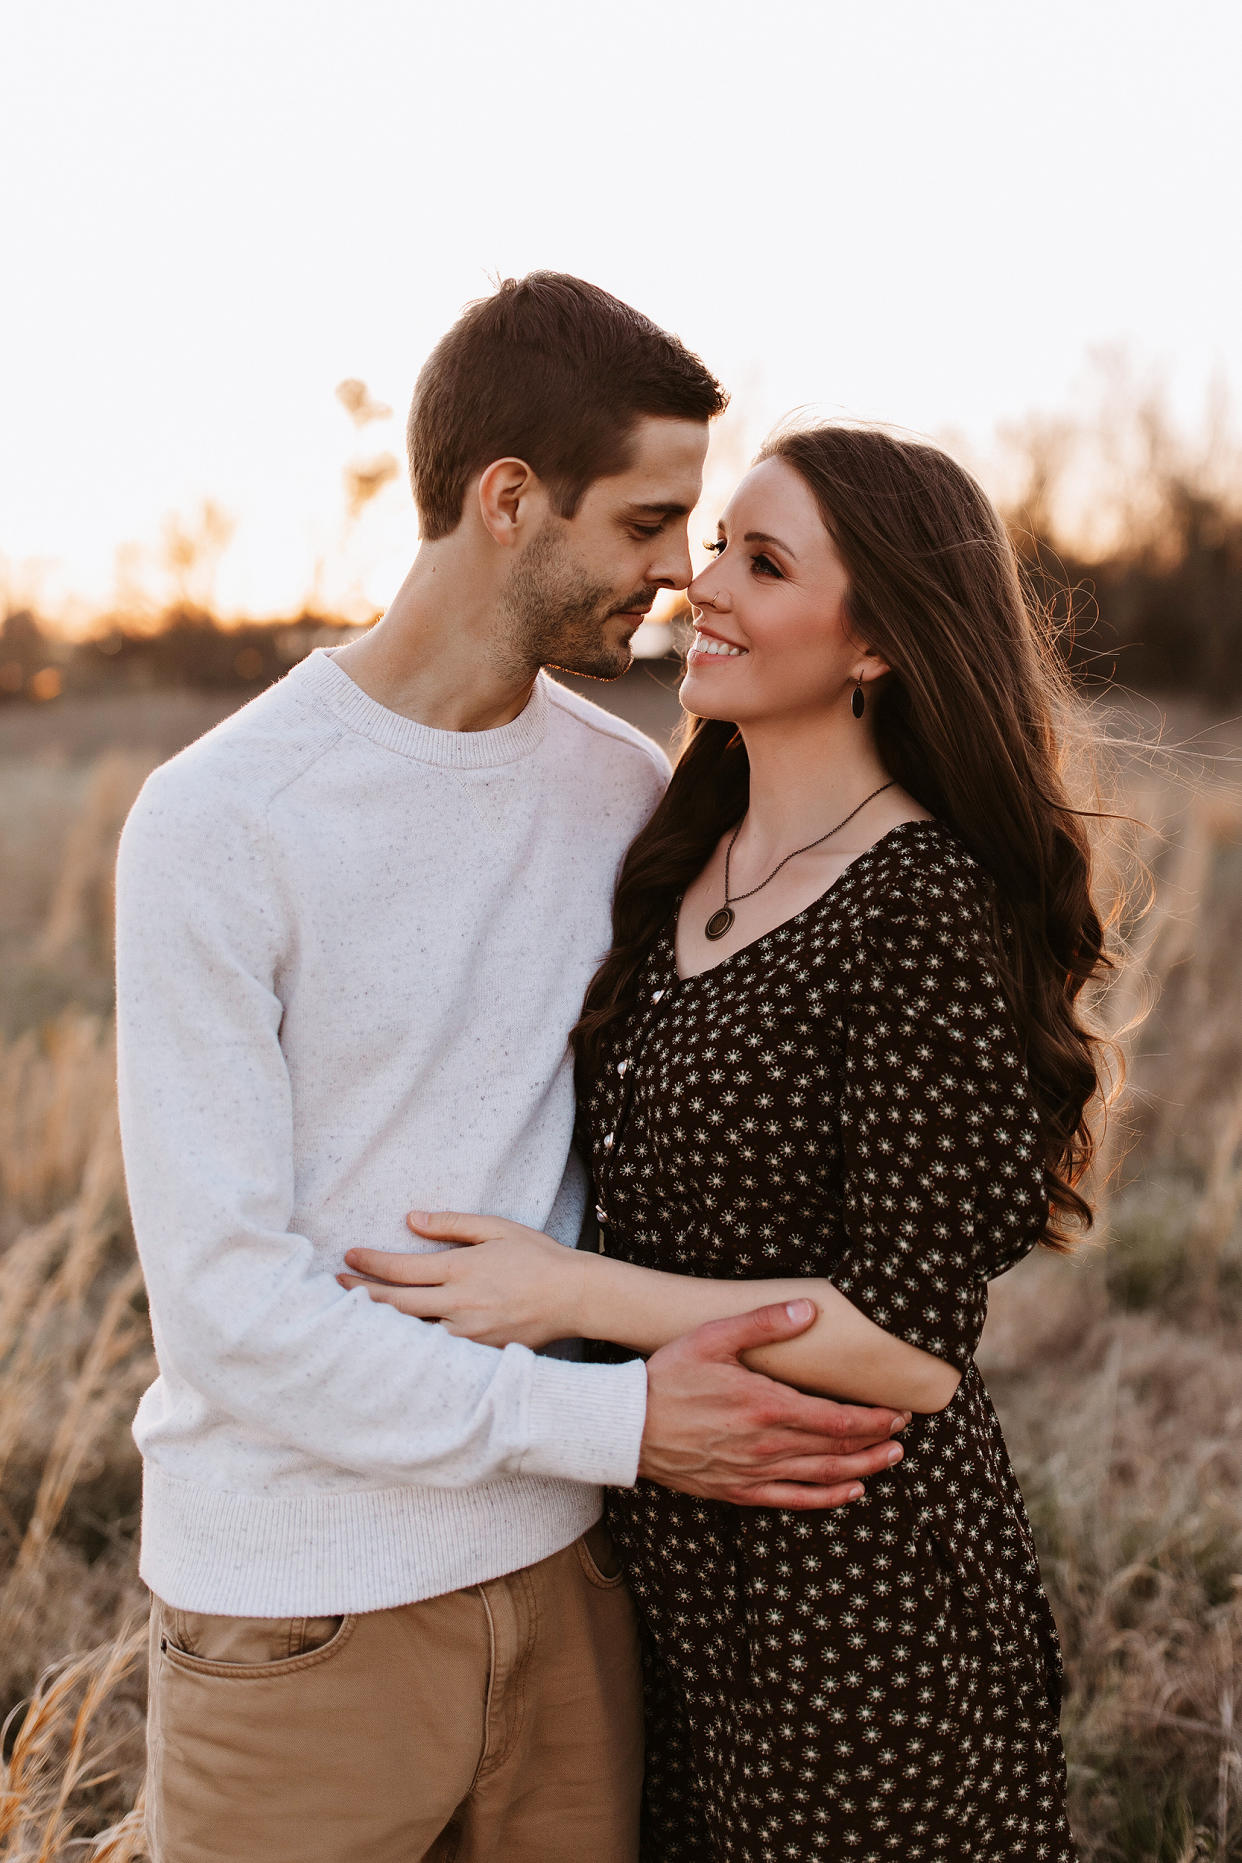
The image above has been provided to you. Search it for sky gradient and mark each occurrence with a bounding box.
[3,0,1238,625]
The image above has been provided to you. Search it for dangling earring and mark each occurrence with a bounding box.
[851,673,866,719]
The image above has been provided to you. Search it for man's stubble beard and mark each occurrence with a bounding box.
[500,519,647,682]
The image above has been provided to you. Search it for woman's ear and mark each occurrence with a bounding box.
[475,457,541,547]
[842,603,893,685]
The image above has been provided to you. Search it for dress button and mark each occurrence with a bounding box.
[651,989,664,1004]
[603,1132,614,1148]
[595,1204,608,1225]
[617,1058,628,1076]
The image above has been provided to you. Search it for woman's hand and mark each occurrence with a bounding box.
[336,1210,586,1350]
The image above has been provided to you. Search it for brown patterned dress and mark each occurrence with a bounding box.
[585,820,1077,1863]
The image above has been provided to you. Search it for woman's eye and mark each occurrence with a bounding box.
[703,538,726,555]
[751,553,781,578]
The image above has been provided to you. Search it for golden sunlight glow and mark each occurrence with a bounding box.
[2,0,1238,626]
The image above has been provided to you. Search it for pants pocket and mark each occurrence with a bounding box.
[575,1519,628,1589]
[157,1600,356,1678]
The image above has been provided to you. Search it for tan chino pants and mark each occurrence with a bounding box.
[145,1524,643,1863]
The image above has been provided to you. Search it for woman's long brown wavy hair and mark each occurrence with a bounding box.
[573,423,1115,1250]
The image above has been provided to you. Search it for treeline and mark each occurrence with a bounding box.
[1009,472,1242,696]
[4,503,1239,706]
[5,380,1242,705]
[0,609,362,705]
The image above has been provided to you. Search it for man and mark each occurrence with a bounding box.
[117,273,907,1863]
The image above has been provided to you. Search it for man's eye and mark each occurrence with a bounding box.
[703,539,726,555]
[630,524,663,539]
[751,553,781,578]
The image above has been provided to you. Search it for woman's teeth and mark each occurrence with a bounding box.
[691,631,747,658]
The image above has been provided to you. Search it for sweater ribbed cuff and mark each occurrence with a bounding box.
[522,1354,648,1488]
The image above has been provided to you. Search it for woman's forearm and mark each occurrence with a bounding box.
[568,1252,961,1413]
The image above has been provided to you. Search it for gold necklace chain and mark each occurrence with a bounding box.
[704,781,895,942]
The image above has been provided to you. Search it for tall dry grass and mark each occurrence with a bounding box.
[0,751,154,1862]
[978,738,1242,1860]
[0,715,1240,1858]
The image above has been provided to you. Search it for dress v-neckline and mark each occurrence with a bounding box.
[667,818,940,985]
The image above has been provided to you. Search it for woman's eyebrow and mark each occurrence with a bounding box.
[744,530,797,560]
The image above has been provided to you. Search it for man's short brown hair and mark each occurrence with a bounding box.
[408,272,728,540]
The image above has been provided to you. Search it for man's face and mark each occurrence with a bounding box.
[501,416,709,680]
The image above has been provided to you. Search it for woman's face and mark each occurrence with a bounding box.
[681,454,881,725]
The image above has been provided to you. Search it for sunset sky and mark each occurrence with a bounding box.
[2,0,1239,627]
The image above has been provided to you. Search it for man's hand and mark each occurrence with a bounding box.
[640,1299,908,1510]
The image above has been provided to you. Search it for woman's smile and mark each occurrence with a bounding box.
[687,626,749,661]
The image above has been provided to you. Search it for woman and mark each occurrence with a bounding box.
[343,426,1108,1861]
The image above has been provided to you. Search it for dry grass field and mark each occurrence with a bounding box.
[1,678,1240,1860]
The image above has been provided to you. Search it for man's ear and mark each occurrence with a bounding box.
[475,457,543,546]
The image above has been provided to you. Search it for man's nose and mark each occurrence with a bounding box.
[650,537,695,591]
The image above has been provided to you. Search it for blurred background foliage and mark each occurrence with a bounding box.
[2,374,1242,1858]
[4,360,1242,709]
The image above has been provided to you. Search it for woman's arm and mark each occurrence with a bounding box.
[567,1249,958,1412]
[339,1211,961,1414]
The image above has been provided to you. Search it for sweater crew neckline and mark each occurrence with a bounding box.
[292,648,550,769]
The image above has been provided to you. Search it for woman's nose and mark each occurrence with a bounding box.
[687,572,730,611]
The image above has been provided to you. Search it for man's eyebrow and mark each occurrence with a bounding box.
[622,500,692,518]
[743,530,798,560]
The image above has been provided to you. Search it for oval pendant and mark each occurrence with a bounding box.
[705,906,735,941]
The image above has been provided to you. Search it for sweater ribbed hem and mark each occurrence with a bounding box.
[289,649,551,767]
[139,1464,604,1616]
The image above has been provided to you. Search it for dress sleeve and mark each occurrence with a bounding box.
[832,863,1049,1369]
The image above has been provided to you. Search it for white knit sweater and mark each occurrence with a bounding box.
[115,650,667,1616]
